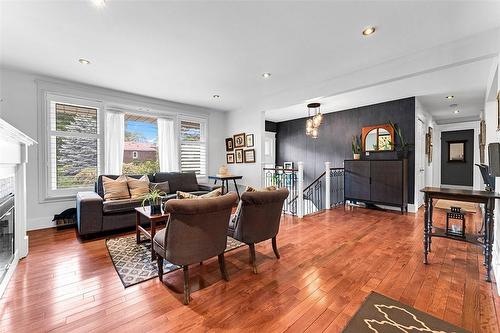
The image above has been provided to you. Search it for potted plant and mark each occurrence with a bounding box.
[142,186,166,215]
[390,121,413,159]
[352,135,362,160]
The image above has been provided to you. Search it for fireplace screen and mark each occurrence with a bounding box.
[0,194,14,283]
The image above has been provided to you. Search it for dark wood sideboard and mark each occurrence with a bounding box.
[344,159,408,213]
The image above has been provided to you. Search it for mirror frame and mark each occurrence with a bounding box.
[361,124,395,152]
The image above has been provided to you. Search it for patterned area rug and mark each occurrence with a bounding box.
[106,234,244,287]
[343,292,470,332]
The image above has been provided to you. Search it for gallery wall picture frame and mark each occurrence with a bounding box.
[234,133,246,148]
[244,149,256,163]
[225,138,234,151]
[448,140,466,162]
[246,134,254,147]
[226,153,235,164]
[283,162,293,170]
[235,149,244,163]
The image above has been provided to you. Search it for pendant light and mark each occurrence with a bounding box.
[305,102,322,138]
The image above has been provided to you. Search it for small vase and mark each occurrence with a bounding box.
[149,199,162,215]
[353,153,361,160]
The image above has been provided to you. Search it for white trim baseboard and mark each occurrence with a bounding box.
[27,216,56,231]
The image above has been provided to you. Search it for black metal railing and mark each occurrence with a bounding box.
[330,168,344,207]
[263,168,298,215]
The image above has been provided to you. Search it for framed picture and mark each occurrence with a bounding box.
[225,138,234,151]
[425,127,433,163]
[235,149,244,163]
[448,141,466,162]
[234,133,246,148]
[246,134,254,147]
[244,149,255,163]
[480,120,486,163]
[283,162,293,170]
[497,91,500,131]
[226,153,234,164]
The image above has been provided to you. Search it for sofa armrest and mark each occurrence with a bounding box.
[76,191,103,236]
[198,183,222,192]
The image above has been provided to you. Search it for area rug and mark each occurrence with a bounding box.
[342,292,470,333]
[435,199,476,213]
[106,235,244,287]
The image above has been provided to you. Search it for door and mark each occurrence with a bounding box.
[370,160,402,205]
[416,118,426,207]
[344,160,370,201]
[263,131,276,168]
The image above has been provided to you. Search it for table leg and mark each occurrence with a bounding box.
[423,193,429,264]
[214,179,217,185]
[136,211,141,244]
[485,198,494,282]
[221,180,225,195]
[233,179,240,200]
[428,198,433,252]
[151,219,157,261]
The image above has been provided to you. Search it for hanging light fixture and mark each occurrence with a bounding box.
[305,102,322,138]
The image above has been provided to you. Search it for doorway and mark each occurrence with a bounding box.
[440,129,474,187]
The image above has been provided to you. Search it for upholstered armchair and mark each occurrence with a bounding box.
[227,188,289,273]
[153,192,238,305]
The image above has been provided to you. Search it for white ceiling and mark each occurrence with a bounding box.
[1,1,500,115]
[266,57,495,124]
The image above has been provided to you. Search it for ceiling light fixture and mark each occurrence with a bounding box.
[362,26,376,36]
[91,0,106,8]
[305,102,322,139]
[213,94,220,99]
[78,58,91,65]
[262,72,272,78]
[446,95,454,99]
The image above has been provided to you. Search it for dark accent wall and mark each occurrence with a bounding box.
[441,130,474,187]
[276,97,416,203]
[265,121,277,132]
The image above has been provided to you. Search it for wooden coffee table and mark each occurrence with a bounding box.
[135,206,169,261]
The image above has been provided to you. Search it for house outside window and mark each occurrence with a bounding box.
[122,113,159,174]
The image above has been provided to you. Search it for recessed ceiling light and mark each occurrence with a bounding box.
[262,72,272,78]
[213,94,220,99]
[446,95,454,99]
[91,0,106,8]
[453,110,460,114]
[78,58,91,65]
[362,26,376,36]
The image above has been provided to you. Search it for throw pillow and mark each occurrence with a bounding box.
[102,175,130,201]
[245,185,277,192]
[149,181,170,195]
[176,188,222,199]
[127,175,150,199]
[230,185,277,227]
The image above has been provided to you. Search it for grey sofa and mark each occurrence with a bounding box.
[76,172,220,237]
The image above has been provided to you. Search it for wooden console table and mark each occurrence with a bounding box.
[421,187,500,282]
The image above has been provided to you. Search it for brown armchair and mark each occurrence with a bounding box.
[153,192,238,305]
[227,188,289,273]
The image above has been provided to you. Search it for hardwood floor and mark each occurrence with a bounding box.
[1,205,499,332]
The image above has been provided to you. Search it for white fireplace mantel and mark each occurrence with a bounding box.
[0,118,36,297]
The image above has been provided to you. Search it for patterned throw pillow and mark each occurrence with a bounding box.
[102,175,130,201]
[127,175,150,199]
[245,185,277,192]
[176,188,222,199]
[149,181,170,195]
[230,185,277,227]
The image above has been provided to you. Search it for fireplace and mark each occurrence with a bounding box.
[0,193,14,283]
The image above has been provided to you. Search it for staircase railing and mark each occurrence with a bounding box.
[263,167,298,215]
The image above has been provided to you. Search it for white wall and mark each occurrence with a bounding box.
[0,67,226,230]
[225,109,265,188]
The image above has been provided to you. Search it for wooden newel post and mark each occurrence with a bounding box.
[297,161,304,218]
[325,162,331,209]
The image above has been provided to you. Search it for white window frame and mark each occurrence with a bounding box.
[132,151,138,159]
[40,93,104,201]
[178,115,208,181]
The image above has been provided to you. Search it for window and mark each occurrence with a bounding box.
[122,113,159,174]
[179,118,207,178]
[46,98,101,197]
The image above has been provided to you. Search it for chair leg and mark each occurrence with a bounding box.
[183,265,190,305]
[249,243,257,274]
[272,237,280,259]
[218,253,230,281]
[157,257,164,282]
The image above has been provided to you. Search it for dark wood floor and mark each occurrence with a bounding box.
[1,205,499,332]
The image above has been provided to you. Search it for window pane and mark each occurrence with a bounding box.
[52,136,98,189]
[180,121,201,142]
[180,142,206,176]
[123,114,159,174]
[54,103,97,134]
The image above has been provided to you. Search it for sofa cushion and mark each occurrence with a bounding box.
[177,188,222,199]
[103,198,143,214]
[102,175,130,201]
[127,175,150,199]
[149,181,170,195]
[153,172,199,193]
[96,174,154,198]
